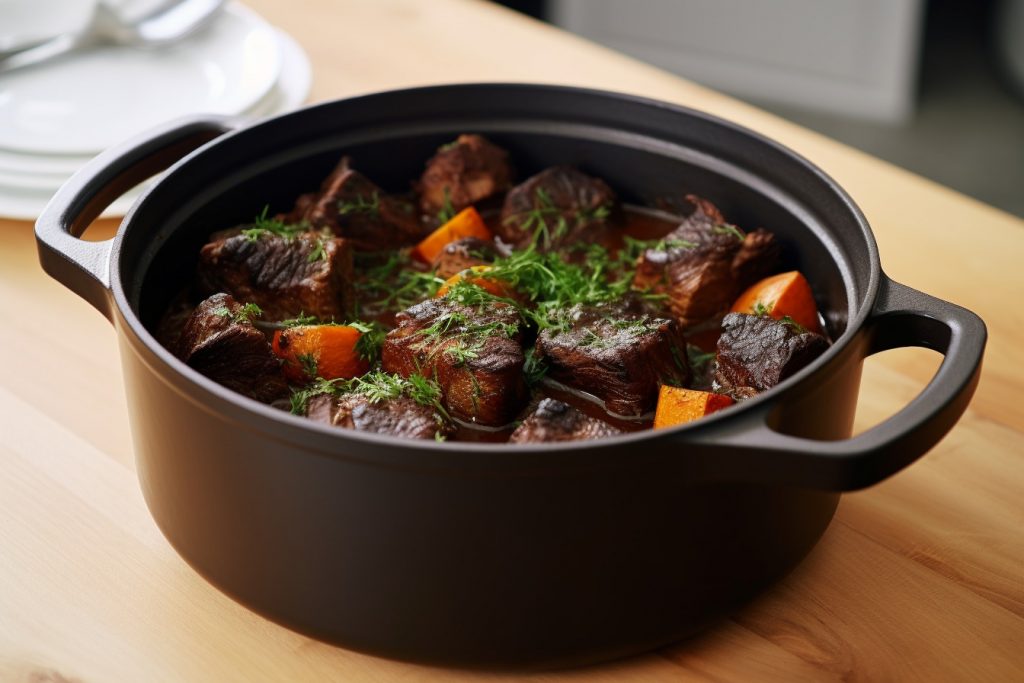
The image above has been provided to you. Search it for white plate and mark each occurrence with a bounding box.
[0,28,311,220]
[0,3,281,155]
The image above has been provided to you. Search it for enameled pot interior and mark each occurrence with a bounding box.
[114,86,875,417]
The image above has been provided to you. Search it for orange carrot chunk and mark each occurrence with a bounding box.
[271,325,369,383]
[730,270,823,334]
[412,206,493,263]
[434,265,512,299]
[653,386,734,429]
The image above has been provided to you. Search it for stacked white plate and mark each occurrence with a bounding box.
[0,1,311,220]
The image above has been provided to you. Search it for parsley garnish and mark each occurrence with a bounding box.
[752,301,772,316]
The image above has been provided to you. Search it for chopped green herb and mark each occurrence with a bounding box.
[348,320,386,365]
[437,186,456,224]
[576,203,611,225]
[214,302,263,325]
[307,237,327,263]
[686,344,716,370]
[297,352,319,378]
[712,223,746,242]
[280,312,321,327]
[241,205,309,242]
[522,347,548,386]
[779,315,808,334]
[503,187,568,249]
[354,252,445,314]
[752,301,772,317]
[289,370,448,420]
[338,192,380,218]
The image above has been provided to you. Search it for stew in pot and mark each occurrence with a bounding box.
[158,134,830,443]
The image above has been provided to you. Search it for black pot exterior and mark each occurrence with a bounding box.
[37,85,987,668]
[118,311,841,668]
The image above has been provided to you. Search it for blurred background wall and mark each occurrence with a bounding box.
[498,0,1024,219]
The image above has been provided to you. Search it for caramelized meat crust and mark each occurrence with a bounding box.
[176,293,288,403]
[498,166,616,250]
[197,228,353,322]
[714,312,829,399]
[417,134,514,216]
[295,157,426,251]
[381,298,528,426]
[535,302,689,417]
[633,195,778,327]
[305,393,452,440]
[509,398,622,443]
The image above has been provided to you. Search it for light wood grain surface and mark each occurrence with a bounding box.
[2,1,1022,681]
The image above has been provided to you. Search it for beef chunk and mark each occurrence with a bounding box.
[381,298,527,426]
[509,398,622,443]
[632,195,778,327]
[304,392,451,440]
[296,157,426,251]
[731,226,781,287]
[176,293,288,403]
[714,312,829,399]
[431,237,497,279]
[535,302,689,416]
[418,134,514,216]
[197,228,353,322]
[498,166,616,250]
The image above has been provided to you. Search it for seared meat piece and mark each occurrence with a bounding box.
[197,227,353,322]
[498,166,616,250]
[381,298,527,426]
[418,134,513,216]
[731,226,781,287]
[509,398,622,443]
[431,237,497,279]
[176,293,288,403]
[535,302,689,416]
[304,392,452,440]
[296,157,426,251]
[714,312,829,399]
[155,293,195,350]
[632,195,779,327]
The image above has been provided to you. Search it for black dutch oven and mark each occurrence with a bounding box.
[36,84,986,669]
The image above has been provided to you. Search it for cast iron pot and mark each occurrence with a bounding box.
[36,84,985,669]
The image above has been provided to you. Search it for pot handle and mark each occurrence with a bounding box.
[680,276,986,491]
[35,117,237,321]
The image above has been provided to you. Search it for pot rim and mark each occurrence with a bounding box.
[108,83,881,456]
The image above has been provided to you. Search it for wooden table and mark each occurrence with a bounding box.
[2,1,1022,680]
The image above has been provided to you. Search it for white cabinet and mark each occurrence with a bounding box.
[550,0,925,122]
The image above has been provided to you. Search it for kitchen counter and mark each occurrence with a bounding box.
[1,0,1022,680]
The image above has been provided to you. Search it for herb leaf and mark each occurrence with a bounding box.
[338,192,380,218]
